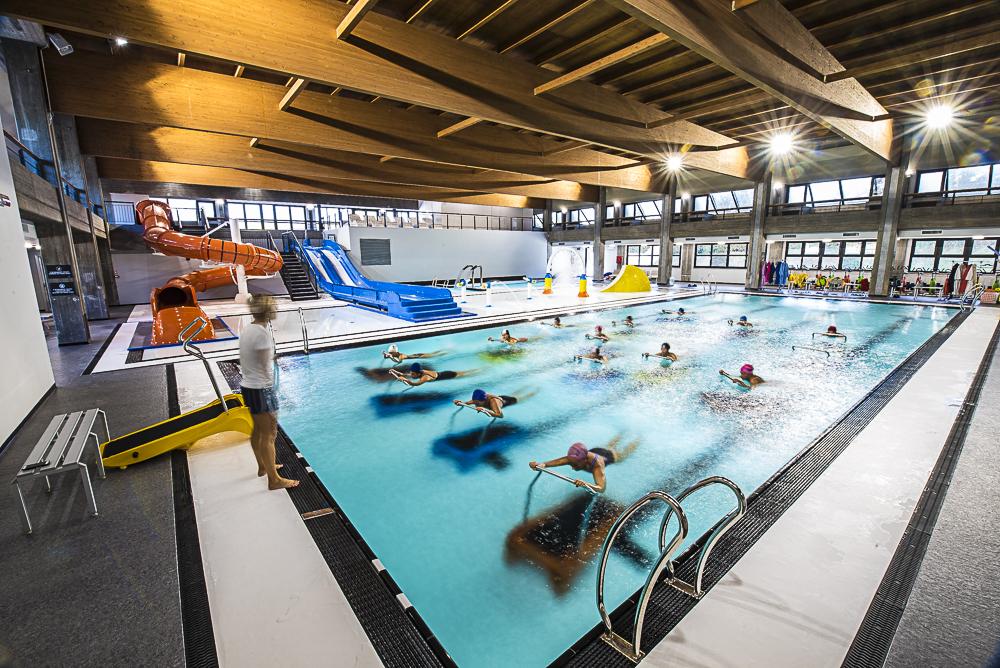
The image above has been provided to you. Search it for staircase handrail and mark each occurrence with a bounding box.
[282,232,319,296]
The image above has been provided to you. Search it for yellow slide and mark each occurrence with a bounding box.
[101,394,254,468]
[602,265,651,293]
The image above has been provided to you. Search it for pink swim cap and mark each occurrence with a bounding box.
[567,443,588,460]
[740,364,754,374]
[595,325,603,332]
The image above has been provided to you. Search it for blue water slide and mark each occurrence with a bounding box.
[299,239,470,322]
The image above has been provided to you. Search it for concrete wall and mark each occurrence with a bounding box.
[0,109,53,444]
[340,226,548,283]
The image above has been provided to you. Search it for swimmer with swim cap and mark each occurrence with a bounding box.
[390,362,472,386]
[383,344,444,363]
[586,325,610,342]
[818,325,847,339]
[529,434,640,493]
[488,329,529,346]
[719,363,764,389]
[660,307,688,316]
[728,315,753,327]
[643,342,678,361]
[543,317,565,328]
[612,315,635,328]
[453,387,537,418]
[575,347,608,364]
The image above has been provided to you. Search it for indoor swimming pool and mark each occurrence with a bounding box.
[276,294,954,667]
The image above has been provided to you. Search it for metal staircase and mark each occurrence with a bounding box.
[279,250,319,301]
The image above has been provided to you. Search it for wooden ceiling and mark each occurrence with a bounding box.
[6,0,998,205]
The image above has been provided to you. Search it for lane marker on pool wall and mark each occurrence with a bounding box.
[397,593,413,610]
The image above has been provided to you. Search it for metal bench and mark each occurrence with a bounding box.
[12,409,109,534]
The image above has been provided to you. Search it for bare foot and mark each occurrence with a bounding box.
[268,476,299,490]
[258,463,283,477]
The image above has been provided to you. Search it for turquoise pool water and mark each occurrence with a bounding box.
[277,294,953,667]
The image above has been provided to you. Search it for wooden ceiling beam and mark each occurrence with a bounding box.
[278,78,308,111]
[234,64,245,78]
[405,0,439,23]
[176,52,186,67]
[536,18,636,65]
[95,158,547,208]
[608,0,894,162]
[46,52,736,189]
[336,0,379,39]
[11,0,741,158]
[77,119,597,201]
[534,34,669,95]
[436,117,483,138]
[499,0,596,54]
[457,0,521,41]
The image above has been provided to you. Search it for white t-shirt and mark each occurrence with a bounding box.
[239,323,275,389]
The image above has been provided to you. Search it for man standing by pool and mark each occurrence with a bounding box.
[240,295,298,490]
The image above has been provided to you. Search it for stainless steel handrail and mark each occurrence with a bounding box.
[595,476,746,662]
[178,317,229,412]
[792,345,832,357]
[297,307,310,354]
[658,476,747,599]
[961,284,985,311]
[596,491,688,663]
[531,465,598,495]
[264,230,280,253]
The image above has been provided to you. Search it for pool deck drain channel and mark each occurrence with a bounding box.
[841,317,1000,668]
[218,361,453,668]
[557,309,971,667]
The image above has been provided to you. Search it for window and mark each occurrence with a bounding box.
[621,200,660,220]
[787,185,806,204]
[672,244,681,268]
[809,180,840,203]
[733,189,754,210]
[167,198,198,223]
[841,177,872,203]
[568,207,594,225]
[948,165,990,195]
[624,244,659,267]
[695,243,747,268]
[786,240,875,270]
[781,176,880,209]
[909,238,1000,273]
[918,171,944,193]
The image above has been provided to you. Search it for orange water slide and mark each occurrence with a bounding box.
[136,199,283,345]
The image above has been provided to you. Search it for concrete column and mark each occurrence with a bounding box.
[745,173,772,290]
[680,244,695,282]
[870,160,908,297]
[2,38,53,180]
[592,187,606,281]
[40,48,89,343]
[656,177,677,286]
[543,200,553,233]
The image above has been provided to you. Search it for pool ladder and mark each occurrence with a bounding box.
[595,476,746,663]
[960,285,985,311]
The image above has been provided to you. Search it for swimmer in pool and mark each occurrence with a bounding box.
[660,307,688,316]
[611,315,635,328]
[382,344,443,363]
[453,388,537,418]
[728,315,753,327]
[529,435,640,494]
[543,317,566,328]
[719,363,764,390]
[818,325,847,339]
[643,342,678,361]
[586,325,610,342]
[575,347,608,364]
[488,329,529,346]
[390,363,472,386]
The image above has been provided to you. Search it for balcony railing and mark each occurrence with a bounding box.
[4,130,98,214]
[770,197,881,216]
[903,188,1000,208]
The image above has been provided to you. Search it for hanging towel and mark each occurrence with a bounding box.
[777,261,790,286]
[958,263,972,294]
[945,262,959,296]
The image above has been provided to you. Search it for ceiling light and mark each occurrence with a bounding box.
[612,199,621,207]
[680,192,690,200]
[972,235,985,240]
[924,104,954,129]
[769,133,794,155]
[215,198,225,206]
[113,37,128,46]
[773,180,784,189]
[560,206,568,214]
[904,168,915,177]
[666,155,683,172]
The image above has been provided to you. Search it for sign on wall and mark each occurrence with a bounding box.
[46,264,76,295]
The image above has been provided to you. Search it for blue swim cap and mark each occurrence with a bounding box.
[472,389,487,401]
[410,363,422,373]
[739,315,748,321]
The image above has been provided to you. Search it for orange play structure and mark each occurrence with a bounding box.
[136,199,283,345]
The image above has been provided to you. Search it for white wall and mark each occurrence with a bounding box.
[341,226,548,283]
[113,254,286,305]
[417,201,534,219]
[0,115,55,444]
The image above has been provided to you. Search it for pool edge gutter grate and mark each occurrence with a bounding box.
[841,317,1000,668]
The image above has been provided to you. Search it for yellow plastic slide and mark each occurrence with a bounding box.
[602,265,651,293]
[101,394,254,468]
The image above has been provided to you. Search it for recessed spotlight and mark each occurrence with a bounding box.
[680,192,690,200]
[215,198,225,206]
[612,199,621,207]
[972,235,985,240]
[924,104,954,129]
[769,133,794,155]
[822,239,832,244]
[905,168,915,177]
[773,180,784,189]
[560,206,568,214]
[113,37,128,46]
[666,154,683,172]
